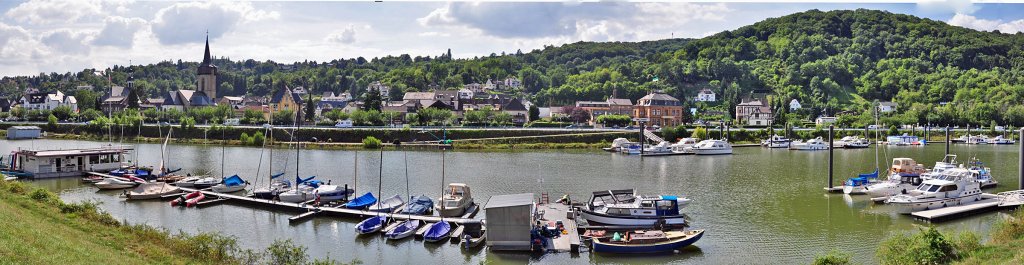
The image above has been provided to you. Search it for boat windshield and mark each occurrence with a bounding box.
[445,200,461,208]
[927,185,942,192]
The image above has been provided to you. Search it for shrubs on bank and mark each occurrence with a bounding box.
[362,136,382,149]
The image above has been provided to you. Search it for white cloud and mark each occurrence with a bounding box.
[151,1,279,45]
[947,13,1024,33]
[918,0,978,15]
[92,16,147,48]
[4,0,103,25]
[41,29,91,54]
[325,25,357,44]
[418,2,733,42]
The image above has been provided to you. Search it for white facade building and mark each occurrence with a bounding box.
[696,89,716,102]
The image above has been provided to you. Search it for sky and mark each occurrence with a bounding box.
[1,0,1023,77]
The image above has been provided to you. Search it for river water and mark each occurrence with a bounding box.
[3,138,1021,264]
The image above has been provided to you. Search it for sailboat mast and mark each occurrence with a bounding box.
[439,150,446,221]
[874,103,880,172]
[404,151,409,200]
[354,152,358,196]
[221,129,226,178]
[294,110,300,180]
[377,148,384,206]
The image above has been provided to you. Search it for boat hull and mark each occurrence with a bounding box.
[579,209,687,226]
[692,149,732,155]
[385,220,420,240]
[211,184,246,193]
[592,230,704,253]
[863,183,915,198]
[887,194,982,214]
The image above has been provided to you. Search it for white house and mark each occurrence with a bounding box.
[20,90,77,112]
[503,77,521,88]
[458,88,474,99]
[483,79,498,90]
[695,89,716,102]
[789,99,802,111]
[879,102,897,113]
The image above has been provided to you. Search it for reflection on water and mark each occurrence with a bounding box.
[2,139,1020,264]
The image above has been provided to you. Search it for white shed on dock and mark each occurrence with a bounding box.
[7,126,41,140]
[485,193,535,251]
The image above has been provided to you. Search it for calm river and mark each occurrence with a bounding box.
[3,138,1021,264]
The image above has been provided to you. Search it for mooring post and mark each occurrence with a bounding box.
[639,121,645,157]
[726,124,730,142]
[1019,128,1023,190]
[945,126,950,156]
[829,125,834,189]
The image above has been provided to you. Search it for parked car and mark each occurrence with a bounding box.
[335,119,353,128]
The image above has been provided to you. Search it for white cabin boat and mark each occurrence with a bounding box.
[790,137,828,150]
[838,136,869,148]
[670,138,698,154]
[10,147,132,178]
[604,138,635,152]
[643,141,673,154]
[580,189,690,226]
[988,135,1015,145]
[886,134,923,146]
[761,135,791,148]
[690,140,732,155]
[885,168,983,214]
[436,183,474,217]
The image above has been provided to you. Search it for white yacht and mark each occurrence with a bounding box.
[988,135,1015,145]
[968,134,990,145]
[690,140,732,155]
[863,173,924,197]
[670,138,698,154]
[604,138,635,152]
[790,137,828,150]
[580,189,691,226]
[643,141,673,154]
[838,136,870,148]
[885,168,983,214]
[761,135,792,148]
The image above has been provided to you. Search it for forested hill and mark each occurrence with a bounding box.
[4,9,1024,126]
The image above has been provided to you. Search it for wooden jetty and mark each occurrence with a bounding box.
[536,203,581,253]
[177,188,481,224]
[911,193,1004,222]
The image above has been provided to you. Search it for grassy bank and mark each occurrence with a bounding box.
[0,179,355,265]
[811,209,1024,265]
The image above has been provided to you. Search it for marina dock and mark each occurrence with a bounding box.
[536,203,581,253]
[178,188,481,224]
[911,193,1005,222]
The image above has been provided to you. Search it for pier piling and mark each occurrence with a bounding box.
[828,125,834,189]
[945,126,950,156]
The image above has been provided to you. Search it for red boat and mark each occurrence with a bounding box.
[171,191,204,207]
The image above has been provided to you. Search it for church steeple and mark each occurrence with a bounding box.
[197,32,218,99]
[202,33,212,65]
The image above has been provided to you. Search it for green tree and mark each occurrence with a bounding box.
[51,106,74,121]
[528,105,540,122]
[47,114,58,129]
[272,110,295,125]
[691,126,709,140]
[362,87,383,111]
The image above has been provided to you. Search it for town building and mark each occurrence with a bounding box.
[789,99,802,111]
[270,85,304,117]
[633,91,683,127]
[464,82,483,93]
[160,90,215,111]
[815,116,837,126]
[879,102,898,113]
[575,98,633,125]
[218,96,245,109]
[20,90,77,112]
[196,35,218,100]
[695,89,716,102]
[736,96,773,126]
[503,77,521,89]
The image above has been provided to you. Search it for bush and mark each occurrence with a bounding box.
[265,239,308,265]
[362,136,382,149]
[812,249,852,265]
[240,132,252,146]
[878,227,963,265]
[29,188,57,203]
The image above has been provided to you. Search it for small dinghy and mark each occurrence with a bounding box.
[95,176,140,190]
[423,221,451,243]
[401,195,434,215]
[592,229,704,253]
[211,175,247,193]
[192,177,221,189]
[460,221,486,250]
[126,182,181,200]
[355,215,387,235]
[346,192,378,210]
[385,220,421,240]
[171,191,203,207]
[368,194,406,212]
[3,175,16,181]
[171,176,202,188]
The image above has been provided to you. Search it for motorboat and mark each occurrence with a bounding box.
[889,158,926,177]
[789,137,828,150]
[312,184,353,202]
[368,194,406,212]
[690,140,732,155]
[580,189,690,226]
[969,134,990,144]
[642,141,673,154]
[838,136,870,148]
[604,138,635,152]
[211,175,247,193]
[401,195,434,215]
[670,138,698,154]
[885,168,983,214]
[965,159,998,189]
[355,215,387,235]
[988,135,1016,145]
[621,143,642,155]
[886,134,924,146]
[3,174,16,181]
[385,220,421,240]
[951,134,969,143]
[126,182,181,200]
[95,176,141,190]
[251,172,289,199]
[423,221,452,243]
[591,229,704,254]
[436,183,474,217]
[460,221,486,250]
[927,155,959,176]
[346,192,379,209]
[761,135,791,148]
[863,173,924,198]
[192,177,221,189]
[842,169,879,195]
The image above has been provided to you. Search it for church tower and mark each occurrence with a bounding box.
[196,34,218,99]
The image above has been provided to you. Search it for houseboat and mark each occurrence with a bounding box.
[886,134,924,146]
[9,147,131,179]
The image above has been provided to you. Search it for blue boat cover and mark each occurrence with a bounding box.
[270,172,285,179]
[223,175,244,187]
[346,192,378,209]
[859,169,879,179]
[401,195,434,215]
[356,216,385,233]
[424,221,451,240]
[306,180,322,188]
[661,195,677,201]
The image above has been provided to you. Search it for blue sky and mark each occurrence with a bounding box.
[1,1,1023,76]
